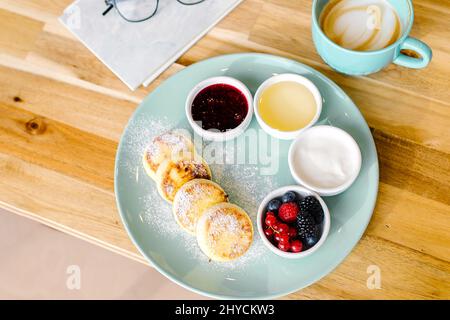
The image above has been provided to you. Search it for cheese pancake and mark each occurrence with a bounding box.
[196,203,253,262]
[142,130,194,180]
[156,157,211,203]
[173,179,228,235]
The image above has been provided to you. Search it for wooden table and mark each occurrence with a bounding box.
[1,0,449,299]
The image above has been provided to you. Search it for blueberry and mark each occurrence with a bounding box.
[304,234,320,248]
[281,191,297,203]
[267,199,281,211]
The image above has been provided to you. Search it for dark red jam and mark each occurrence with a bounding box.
[191,83,248,132]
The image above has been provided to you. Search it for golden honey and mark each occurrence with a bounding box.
[258,81,317,132]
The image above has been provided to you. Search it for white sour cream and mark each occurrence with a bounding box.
[288,126,362,196]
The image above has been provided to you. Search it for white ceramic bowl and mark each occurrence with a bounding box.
[257,185,330,259]
[288,125,362,196]
[185,76,253,142]
[253,73,322,140]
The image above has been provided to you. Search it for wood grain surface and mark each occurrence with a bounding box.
[0,0,449,299]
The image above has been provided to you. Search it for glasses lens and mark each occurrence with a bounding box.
[115,0,158,21]
[177,0,206,5]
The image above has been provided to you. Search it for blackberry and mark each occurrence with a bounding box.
[299,196,324,224]
[296,213,318,239]
[281,191,297,203]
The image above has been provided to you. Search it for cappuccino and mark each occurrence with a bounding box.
[320,0,402,51]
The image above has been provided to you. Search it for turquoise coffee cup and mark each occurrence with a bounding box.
[312,0,432,75]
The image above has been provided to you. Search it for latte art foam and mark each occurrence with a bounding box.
[320,0,402,51]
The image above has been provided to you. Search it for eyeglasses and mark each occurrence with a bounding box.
[103,0,207,23]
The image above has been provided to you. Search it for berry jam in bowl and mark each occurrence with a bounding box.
[257,185,330,259]
[185,76,253,141]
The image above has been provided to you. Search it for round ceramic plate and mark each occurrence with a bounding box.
[115,53,379,299]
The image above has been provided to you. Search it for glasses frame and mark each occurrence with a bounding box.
[103,0,207,23]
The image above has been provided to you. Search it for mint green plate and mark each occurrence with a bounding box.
[115,53,379,299]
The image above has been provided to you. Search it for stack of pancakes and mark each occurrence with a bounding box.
[143,131,253,262]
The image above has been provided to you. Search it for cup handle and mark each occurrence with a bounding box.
[393,37,432,69]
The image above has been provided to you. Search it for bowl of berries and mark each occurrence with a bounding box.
[257,185,330,259]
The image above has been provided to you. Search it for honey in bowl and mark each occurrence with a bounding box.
[258,81,317,132]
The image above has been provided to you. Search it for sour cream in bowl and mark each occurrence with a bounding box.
[288,125,362,196]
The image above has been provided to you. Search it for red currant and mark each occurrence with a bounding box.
[278,241,291,252]
[288,227,297,238]
[272,222,280,231]
[291,240,303,253]
[264,227,274,238]
[265,214,277,227]
[277,223,289,235]
[278,234,290,244]
[266,211,275,218]
[274,232,282,243]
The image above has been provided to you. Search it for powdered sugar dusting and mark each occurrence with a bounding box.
[144,130,194,174]
[174,180,227,233]
[122,115,280,271]
[200,205,253,260]
[120,116,178,173]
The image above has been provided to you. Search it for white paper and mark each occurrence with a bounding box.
[60,0,242,90]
